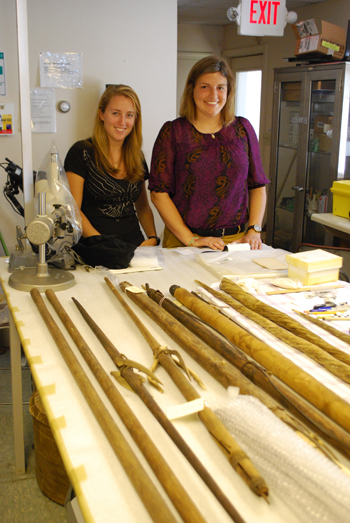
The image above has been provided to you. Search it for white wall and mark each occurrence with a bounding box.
[0,0,177,253]
[178,24,223,54]
[177,24,224,114]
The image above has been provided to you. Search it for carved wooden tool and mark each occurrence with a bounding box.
[146,284,350,459]
[44,289,206,523]
[111,280,333,453]
[220,278,350,367]
[30,288,177,523]
[294,309,350,346]
[73,289,247,523]
[170,285,350,437]
[198,283,350,384]
[104,278,268,500]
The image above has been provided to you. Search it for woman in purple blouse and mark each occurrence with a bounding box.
[149,55,269,250]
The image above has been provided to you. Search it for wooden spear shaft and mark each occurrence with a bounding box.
[198,283,350,385]
[115,281,326,440]
[220,278,350,367]
[294,310,350,346]
[72,293,247,523]
[145,286,350,459]
[104,278,268,500]
[29,288,178,523]
[170,285,350,437]
[120,281,350,462]
[44,289,206,523]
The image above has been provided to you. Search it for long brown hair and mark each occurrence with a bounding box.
[179,55,236,126]
[91,84,145,182]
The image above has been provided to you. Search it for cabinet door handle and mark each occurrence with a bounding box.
[291,186,304,192]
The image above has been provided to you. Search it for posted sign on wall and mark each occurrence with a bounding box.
[238,0,287,36]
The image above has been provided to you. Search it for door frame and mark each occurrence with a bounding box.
[266,68,307,250]
[223,45,268,149]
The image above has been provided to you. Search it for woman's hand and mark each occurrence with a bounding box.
[239,231,262,250]
[139,237,159,247]
[243,187,266,250]
[191,236,226,250]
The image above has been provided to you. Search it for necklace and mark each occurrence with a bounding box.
[109,155,127,179]
[193,121,223,139]
[112,157,120,168]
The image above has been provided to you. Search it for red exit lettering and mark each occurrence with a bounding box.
[250,0,280,25]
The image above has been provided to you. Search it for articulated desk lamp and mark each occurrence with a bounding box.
[7,144,82,292]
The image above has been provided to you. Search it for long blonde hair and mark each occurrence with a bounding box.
[179,55,236,126]
[91,84,145,182]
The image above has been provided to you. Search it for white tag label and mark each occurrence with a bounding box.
[126,285,145,294]
[167,398,204,420]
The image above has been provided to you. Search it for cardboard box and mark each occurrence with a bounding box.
[313,131,332,152]
[314,115,333,133]
[281,82,301,102]
[313,80,336,91]
[286,249,342,285]
[282,90,300,102]
[292,20,346,60]
[293,19,319,38]
[282,91,300,102]
[331,180,350,218]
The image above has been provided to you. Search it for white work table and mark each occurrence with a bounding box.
[1,248,350,523]
[311,213,350,240]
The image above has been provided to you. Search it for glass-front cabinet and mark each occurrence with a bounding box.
[266,63,350,252]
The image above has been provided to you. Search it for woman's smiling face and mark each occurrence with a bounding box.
[99,95,136,145]
[193,72,228,120]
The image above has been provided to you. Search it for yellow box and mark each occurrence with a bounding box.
[288,266,340,285]
[331,180,350,218]
[286,249,343,271]
[286,249,342,284]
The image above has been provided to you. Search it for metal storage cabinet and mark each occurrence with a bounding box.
[266,62,350,252]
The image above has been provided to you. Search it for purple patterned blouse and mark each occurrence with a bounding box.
[149,117,269,230]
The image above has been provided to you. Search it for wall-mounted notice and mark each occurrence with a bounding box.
[39,52,83,89]
[0,103,14,135]
[30,89,56,133]
[0,53,6,95]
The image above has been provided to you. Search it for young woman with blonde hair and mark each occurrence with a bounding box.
[65,84,159,249]
[149,55,268,250]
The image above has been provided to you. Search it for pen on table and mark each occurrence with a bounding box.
[307,307,334,314]
[305,305,350,314]
[308,309,336,314]
[312,303,332,309]
[322,316,350,321]
[305,308,333,314]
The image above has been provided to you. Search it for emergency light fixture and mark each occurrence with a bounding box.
[227,0,297,37]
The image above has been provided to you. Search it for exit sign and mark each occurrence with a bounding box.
[238,0,287,36]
